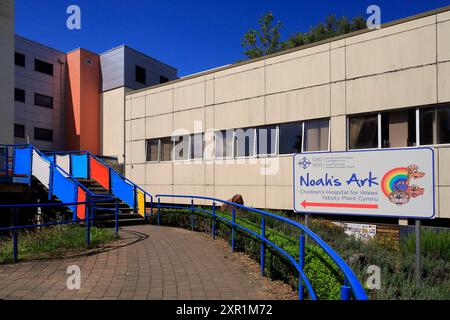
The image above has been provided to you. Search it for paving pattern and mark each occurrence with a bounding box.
[0,225,275,300]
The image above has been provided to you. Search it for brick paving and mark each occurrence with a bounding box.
[0,225,276,300]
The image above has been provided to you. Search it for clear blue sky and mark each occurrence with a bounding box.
[15,0,450,76]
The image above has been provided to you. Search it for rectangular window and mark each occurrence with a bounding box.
[257,125,277,155]
[215,130,234,158]
[278,122,302,154]
[348,114,379,149]
[160,137,173,161]
[173,135,189,160]
[34,59,53,76]
[234,128,256,157]
[146,139,159,161]
[190,133,204,159]
[420,104,450,145]
[34,127,53,142]
[381,110,416,148]
[14,124,25,138]
[15,88,25,102]
[304,119,329,152]
[34,93,53,109]
[15,52,25,67]
[159,75,169,84]
[135,65,146,84]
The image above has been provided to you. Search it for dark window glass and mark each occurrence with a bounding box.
[159,75,169,84]
[304,119,329,151]
[146,139,159,161]
[15,88,25,102]
[14,124,25,138]
[278,122,302,154]
[160,137,173,161]
[257,125,277,155]
[34,127,53,142]
[381,110,416,148]
[437,105,450,144]
[348,115,378,149]
[190,133,204,159]
[15,52,25,67]
[34,93,53,109]
[34,59,53,76]
[135,65,146,84]
[173,135,189,160]
[234,128,255,157]
[420,108,434,145]
[215,130,234,158]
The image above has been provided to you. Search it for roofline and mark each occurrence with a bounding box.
[100,44,178,72]
[66,47,100,56]
[127,4,450,96]
[15,34,66,55]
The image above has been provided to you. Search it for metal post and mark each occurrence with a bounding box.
[341,284,351,300]
[212,202,216,239]
[12,208,19,264]
[150,198,154,222]
[304,214,309,242]
[415,219,421,286]
[260,216,265,276]
[157,198,161,225]
[231,208,236,252]
[190,199,195,231]
[115,199,119,238]
[86,203,91,246]
[298,234,305,300]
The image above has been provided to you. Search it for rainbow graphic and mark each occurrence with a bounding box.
[381,167,409,197]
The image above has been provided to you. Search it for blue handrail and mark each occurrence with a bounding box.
[155,194,368,301]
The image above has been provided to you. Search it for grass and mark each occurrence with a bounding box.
[0,224,117,264]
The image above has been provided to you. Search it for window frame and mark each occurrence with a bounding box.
[146,139,160,162]
[34,58,54,76]
[234,127,257,159]
[14,124,25,138]
[15,88,26,103]
[34,127,53,142]
[34,92,54,109]
[15,52,26,67]
[135,65,147,85]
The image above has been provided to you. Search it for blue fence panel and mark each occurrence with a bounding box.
[111,171,135,208]
[45,154,55,163]
[13,147,32,184]
[52,168,77,214]
[71,154,88,178]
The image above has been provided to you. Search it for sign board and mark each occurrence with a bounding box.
[293,148,435,219]
[333,222,377,241]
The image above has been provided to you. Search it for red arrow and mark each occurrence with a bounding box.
[301,200,378,209]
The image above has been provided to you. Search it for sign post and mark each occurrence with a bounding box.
[415,219,421,286]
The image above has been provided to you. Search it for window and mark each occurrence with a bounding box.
[146,139,159,161]
[15,88,25,102]
[160,137,173,161]
[34,127,53,142]
[15,52,25,67]
[420,104,450,145]
[173,135,189,160]
[278,122,302,154]
[348,114,378,149]
[381,110,416,148]
[304,119,329,152]
[190,133,204,159]
[234,128,256,157]
[34,59,53,76]
[135,65,146,84]
[257,125,277,155]
[14,124,25,138]
[34,93,53,109]
[159,75,169,84]
[215,130,234,158]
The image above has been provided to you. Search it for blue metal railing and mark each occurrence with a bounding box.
[155,194,368,301]
[44,150,153,220]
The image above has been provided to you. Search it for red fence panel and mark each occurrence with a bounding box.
[77,186,86,220]
[89,156,110,191]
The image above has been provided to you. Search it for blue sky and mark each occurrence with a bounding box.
[15,0,450,76]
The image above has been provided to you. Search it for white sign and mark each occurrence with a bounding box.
[293,148,435,219]
[333,222,377,241]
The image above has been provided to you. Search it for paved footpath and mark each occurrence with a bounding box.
[0,225,276,300]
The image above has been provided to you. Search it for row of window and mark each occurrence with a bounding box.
[145,118,330,162]
[15,88,53,109]
[135,65,169,85]
[14,124,53,142]
[349,104,450,149]
[15,52,54,76]
[143,104,450,162]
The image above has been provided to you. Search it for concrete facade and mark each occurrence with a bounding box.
[14,36,67,151]
[125,7,450,219]
[0,0,14,145]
